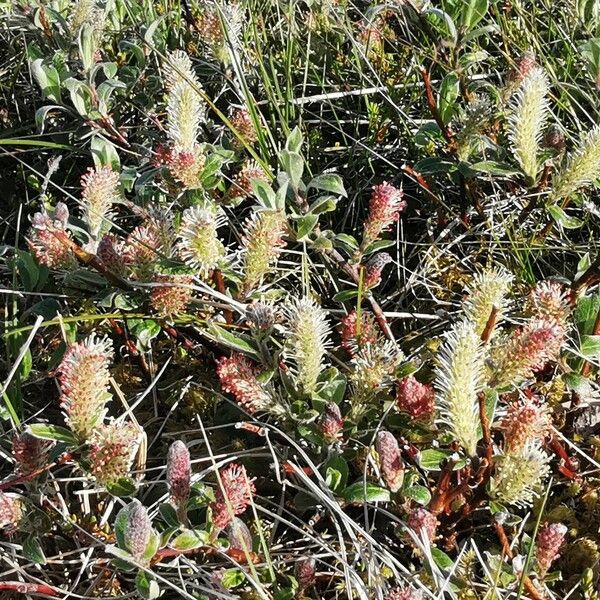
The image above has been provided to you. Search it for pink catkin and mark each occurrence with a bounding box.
[216,354,270,413]
[407,508,438,544]
[210,463,256,530]
[385,586,423,600]
[340,309,379,355]
[362,182,406,247]
[536,522,567,576]
[58,337,112,440]
[396,376,435,420]
[376,431,404,492]
[151,274,194,316]
[501,396,551,453]
[363,252,393,288]
[167,440,191,508]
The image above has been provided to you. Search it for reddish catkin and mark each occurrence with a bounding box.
[340,309,379,355]
[396,376,435,420]
[361,182,406,249]
[210,463,256,530]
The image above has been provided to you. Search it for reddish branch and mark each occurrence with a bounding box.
[0,582,57,597]
[494,522,545,600]
[419,67,456,150]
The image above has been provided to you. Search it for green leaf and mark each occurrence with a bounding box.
[29,424,78,445]
[295,214,318,240]
[547,204,584,229]
[341,481,390,504]
[324,456,349,493]
[251,179,278,210]
[402,485,431,505]
[470,161,519,176]
[419,449,465,471]
[281,150,304,189]
[414,157,456,174]
[460,0,489,30]
[221,568,246,589]
[581,335,600,358]
[574,294,600,335]
[285,127,303,153]
[438,73,459,126]
[431,547,454,569]
[309,195,338,215]
[207,323,260,359]
[129,319,161,351]
[308,174,347,197]
[30,59,61,103]
[332,290,359,302]
[135,570,160,600]
[78,23,96,71]
[171,528,209,551]
[114,505,129,550]
[143,531,160,562]
[91,136,120,171]
[159,503,179,527]
[23,535,46,565]
[106,477,137,497]
[335,233,359,252]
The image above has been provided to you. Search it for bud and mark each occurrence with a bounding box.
[319,402,344,440]
[245,302,276,333]
[167,441,191,510]
[407,507,438,544]
[295,557,316,590]
[536,522,567,577]
[12,431,53,476]
[363,252,393,289]
[123,500,152,560]
[226,517,253,551]
[376,431,404,492]
[396,376,435,420]
[543,125,566,152]
[226,160,269,202]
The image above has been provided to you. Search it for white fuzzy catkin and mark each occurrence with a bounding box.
[508,66,550,184]
[285,297,331,396]
[463,267,513,337]
[435,321,484,456]
[163,51,205,151]
[551,124,600,202]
